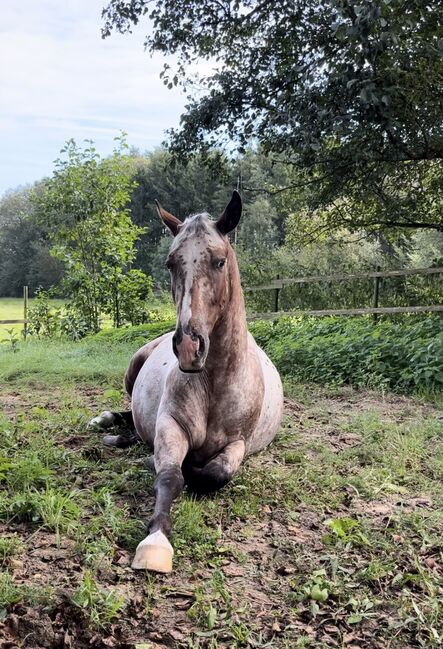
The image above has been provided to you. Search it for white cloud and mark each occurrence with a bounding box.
[0,0,187,195]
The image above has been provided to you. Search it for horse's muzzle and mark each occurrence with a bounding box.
[173,329,206,372]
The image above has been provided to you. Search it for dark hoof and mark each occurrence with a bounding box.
[102,433,139,448]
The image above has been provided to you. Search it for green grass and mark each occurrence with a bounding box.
[0,337,442,646]
[0,338,133,385]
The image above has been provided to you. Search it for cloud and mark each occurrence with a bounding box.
[0,0,186,195]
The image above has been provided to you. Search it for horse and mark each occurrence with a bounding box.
[89,191,283,572]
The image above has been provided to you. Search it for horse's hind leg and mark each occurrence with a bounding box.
[88,410,140,448]
[183,439,246,494]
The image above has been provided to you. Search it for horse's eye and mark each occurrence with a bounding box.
[216,259,226,270]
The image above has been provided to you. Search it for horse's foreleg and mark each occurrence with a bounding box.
[132,416,188,573]
[184,439,245,493]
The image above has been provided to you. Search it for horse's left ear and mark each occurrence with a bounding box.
[216,190,242,235]
[155,200,182,237]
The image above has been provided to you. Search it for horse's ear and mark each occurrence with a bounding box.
[216,190,242,235]
[155,200,182,236]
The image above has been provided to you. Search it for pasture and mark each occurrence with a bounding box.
[0,298,64,339]
[1,334,442,648]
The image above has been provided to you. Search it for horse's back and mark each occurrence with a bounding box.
[246,338,284,455]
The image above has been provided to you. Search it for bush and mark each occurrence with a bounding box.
[27,289,60,338]
[249,316,443,393]
[89,320,175,346]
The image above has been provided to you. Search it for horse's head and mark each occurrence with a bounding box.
[156,191,242,372]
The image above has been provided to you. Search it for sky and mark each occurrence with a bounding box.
[0,0,187,197]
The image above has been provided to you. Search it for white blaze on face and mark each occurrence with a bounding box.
[180,268,193,328]
[169,214,222,330]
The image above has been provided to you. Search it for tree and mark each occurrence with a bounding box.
[32,137,149,332]
[128,149,231,285]
[102,0,443,235]
[0,186,63,296]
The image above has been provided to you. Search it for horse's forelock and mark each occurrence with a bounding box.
[170,213,222,253]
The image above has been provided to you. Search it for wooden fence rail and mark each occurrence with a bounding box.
[0,320,27,324]
[245,266,443,292]
[245,266,443,321]
[248,305,443,321]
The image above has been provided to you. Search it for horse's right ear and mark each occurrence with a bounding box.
[155,200,182,237]
[216,190,242,235]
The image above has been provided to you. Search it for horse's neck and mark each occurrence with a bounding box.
[207,249,249,372]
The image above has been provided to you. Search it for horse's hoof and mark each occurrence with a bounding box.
[87,411,115,430]
[102,434,120,447]
[131,530,173,573]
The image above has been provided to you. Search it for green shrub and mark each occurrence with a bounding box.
[89,320,174,346]
[249,315,443,393]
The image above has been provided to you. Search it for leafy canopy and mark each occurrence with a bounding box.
[102,0,443,233]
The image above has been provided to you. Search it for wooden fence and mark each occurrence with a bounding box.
[1,270,442,336]
[245,266,443,321]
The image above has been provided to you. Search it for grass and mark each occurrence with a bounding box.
[0,337,442,647]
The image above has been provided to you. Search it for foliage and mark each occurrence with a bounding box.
[249,315,443,393]
[102,0,443,235]
[27,288,60,338]
[0,185,63,297]
[0,535,23,566]
[110,268,153,326]
[241,231,443,314]
[1,328,19,352]
[31,137,151,332]
[89,319,174,346]
[58,303,89,341]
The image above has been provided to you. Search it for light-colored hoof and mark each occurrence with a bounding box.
[87,411,115,430]
[131,530,173,573]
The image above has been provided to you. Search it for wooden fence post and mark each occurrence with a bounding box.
[23,286,29,339]
[274,274,280,313]
[372,267,381,323]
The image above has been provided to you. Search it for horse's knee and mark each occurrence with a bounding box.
[154,465,185,501]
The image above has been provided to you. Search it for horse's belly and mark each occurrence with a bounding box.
[246,346,283,455]
[131,334,176,446]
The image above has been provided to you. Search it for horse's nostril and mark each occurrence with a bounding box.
[196,335,205,358]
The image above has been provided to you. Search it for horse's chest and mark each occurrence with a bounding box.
[189,397,260,462]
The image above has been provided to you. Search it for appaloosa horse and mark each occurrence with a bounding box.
[89,191,283,572]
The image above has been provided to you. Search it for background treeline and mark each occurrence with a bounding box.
[1,146,442,314]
